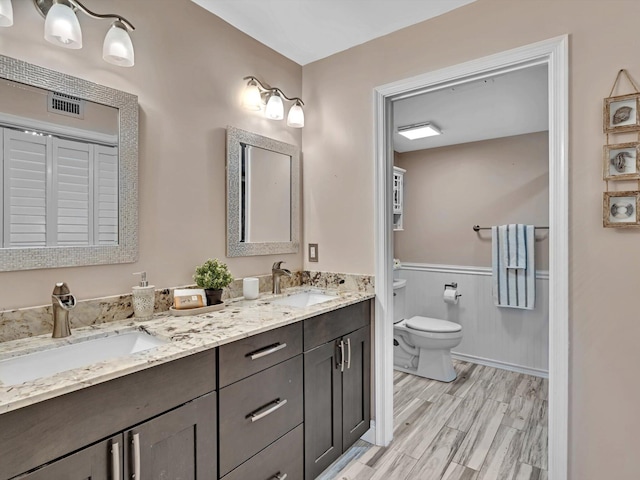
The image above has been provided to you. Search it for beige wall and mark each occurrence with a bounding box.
[302,0,640,478]
[0,0,302,310]
[394,132,549,269]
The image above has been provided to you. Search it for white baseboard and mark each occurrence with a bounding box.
[360,420,376,444]
[452,351,548,378]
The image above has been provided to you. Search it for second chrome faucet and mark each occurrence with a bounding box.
[272,261,292,294]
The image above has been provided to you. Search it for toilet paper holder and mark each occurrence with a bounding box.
[444,282,462,298]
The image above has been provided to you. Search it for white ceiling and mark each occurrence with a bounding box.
[393,64,549,153]
[191,0,477,65]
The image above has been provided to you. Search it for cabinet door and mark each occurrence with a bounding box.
[342,326,371,449]
[124,392,216,480]
[304,341,343,480]
[13,436,122,480]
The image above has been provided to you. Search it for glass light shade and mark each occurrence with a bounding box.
[265,92,284,120]
[44,3,82,49]
[0,0,13,27]
[287,102,305,128]
[242,81,262,111]
[103,23,134,67]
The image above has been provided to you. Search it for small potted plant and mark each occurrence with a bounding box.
[193,258,234,305]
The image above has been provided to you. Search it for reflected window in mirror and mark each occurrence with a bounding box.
[0,78,119,248]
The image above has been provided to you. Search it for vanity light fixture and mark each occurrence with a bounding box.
[242,76,305,128]
[397,122,442,140]
[0,0,135,66]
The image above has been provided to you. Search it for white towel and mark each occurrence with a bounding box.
[492,224,535,310]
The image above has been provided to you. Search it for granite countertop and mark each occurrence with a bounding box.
[0,287,374,415]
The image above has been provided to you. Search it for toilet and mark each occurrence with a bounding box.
[392,278,463,382]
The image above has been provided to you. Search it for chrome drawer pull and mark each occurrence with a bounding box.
[249,398,288,422]
[338,340,345,372]
[270,473,288,480]
[346,338,352,370]
[248,342,287,360]
[132,432,141,479]
[111,441,120,480]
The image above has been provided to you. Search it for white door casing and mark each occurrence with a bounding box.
[373,35,568,479]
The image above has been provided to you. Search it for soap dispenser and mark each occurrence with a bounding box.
[132,272,155,319]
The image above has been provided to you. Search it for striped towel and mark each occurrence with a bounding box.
[492,224,535,309]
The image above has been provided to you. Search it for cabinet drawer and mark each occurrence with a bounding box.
[304,300,371,351]
[219,322,302,387]
[221,424,303,480]
[218,355,303,476]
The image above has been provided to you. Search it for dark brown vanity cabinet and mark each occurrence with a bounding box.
[218,322,304,480]
[3,349,217,480]
[13,393,216,480]
[303,301,372,480]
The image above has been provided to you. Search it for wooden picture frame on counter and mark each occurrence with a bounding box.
[603,191,640,228]
[603,142,640,180]
[604,93,640,133]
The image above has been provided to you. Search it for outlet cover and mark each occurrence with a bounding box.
[309,243,319,262]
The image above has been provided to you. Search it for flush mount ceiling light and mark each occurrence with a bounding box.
[242,76,305,128]
[1,0,135,66]
[397,122,442,140]
[0,0,13,27]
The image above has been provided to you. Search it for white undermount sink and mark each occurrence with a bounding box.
[0,331,167,386]
[271,291,337,308]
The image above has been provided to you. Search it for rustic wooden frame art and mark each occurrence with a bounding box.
[603,142,640,180]
[603,191,640,228]
[604,93,640,133]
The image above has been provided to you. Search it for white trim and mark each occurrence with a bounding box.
[451,352,549,378]
[399,262,550,280]
[0,112,118,146]
[360,420,376,444]
[374,35,569,479]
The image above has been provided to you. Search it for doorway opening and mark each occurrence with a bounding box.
[373,36,568,480]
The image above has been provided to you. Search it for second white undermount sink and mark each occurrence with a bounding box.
[0,331,167,386]
[271,291,337,308]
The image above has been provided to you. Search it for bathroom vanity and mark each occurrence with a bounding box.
[0,290,373,480]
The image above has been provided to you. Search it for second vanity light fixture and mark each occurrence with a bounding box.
[0,0,135,67]
[242,76,305,128]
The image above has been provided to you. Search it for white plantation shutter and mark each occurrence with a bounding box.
[51,138,92,246]
[3,129,49,247]
[94,145,118,245]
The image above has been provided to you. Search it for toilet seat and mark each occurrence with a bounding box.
[405,316,461,333]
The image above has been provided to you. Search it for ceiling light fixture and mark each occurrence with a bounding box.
[397,122,442,140]
[1,0,135,67]
[242,76,305,128]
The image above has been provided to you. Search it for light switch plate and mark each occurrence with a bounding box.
[308,243,319,262]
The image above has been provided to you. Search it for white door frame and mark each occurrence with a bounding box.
[373,35,568,479]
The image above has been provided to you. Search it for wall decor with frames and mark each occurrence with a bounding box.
[603,70,640,228]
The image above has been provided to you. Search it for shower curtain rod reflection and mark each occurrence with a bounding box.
[472,225,549,232]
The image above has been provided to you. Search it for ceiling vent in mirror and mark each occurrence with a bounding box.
[47,91,85,119]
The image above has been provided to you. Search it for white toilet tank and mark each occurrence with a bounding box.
[393,279,407,323]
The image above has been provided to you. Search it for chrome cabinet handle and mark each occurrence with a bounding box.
[249,398,288,422]
[111,441,120,480]
[248,342,287,360]
[346,337,352,370]
[338,340,345,372]
[132,433,141,479]
[270,473,288,480]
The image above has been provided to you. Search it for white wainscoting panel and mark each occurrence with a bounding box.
[398,263,549,376]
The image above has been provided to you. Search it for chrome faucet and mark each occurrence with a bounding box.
[52,282,77,338]
[272,261,292,294]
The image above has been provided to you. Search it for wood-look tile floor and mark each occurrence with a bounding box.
[318,360,548,480]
